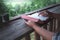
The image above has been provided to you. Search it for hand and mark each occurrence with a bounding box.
[44,10,53,17]
[25,21,37,28]
[39,10,48,17]
[40,10,54,18]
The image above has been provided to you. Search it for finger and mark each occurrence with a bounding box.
[25,20,27,23]
[28,21,35,23]
[25,21,28,23]
[25,22,28,25]
[28,21,31,23]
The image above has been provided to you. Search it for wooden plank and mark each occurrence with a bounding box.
[56,20,60,32]
[0,19,33,40]
[25,34,31,40]
[52,18,56,32]
[34,32,40,40]
[48,19,58,32]
[15,30,33,40]
[43,24,47,40]
[49,19,53,32]
[48,5,60,13]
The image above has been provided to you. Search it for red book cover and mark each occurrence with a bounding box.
[21,15,39,22]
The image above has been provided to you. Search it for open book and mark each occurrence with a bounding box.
[21,12,49,22]
[21,11,53,26]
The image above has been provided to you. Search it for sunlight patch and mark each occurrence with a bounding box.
[4,0,32,7]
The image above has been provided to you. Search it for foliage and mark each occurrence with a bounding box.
[1,0,60,17]
[0,0,8,15]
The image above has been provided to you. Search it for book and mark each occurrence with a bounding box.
[21,11,53,26]
[21,12,49,22]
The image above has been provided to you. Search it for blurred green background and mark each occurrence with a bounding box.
[0,0,60,17]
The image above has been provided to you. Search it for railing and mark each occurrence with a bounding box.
[19,18,59,40]
[15,4,60,40]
